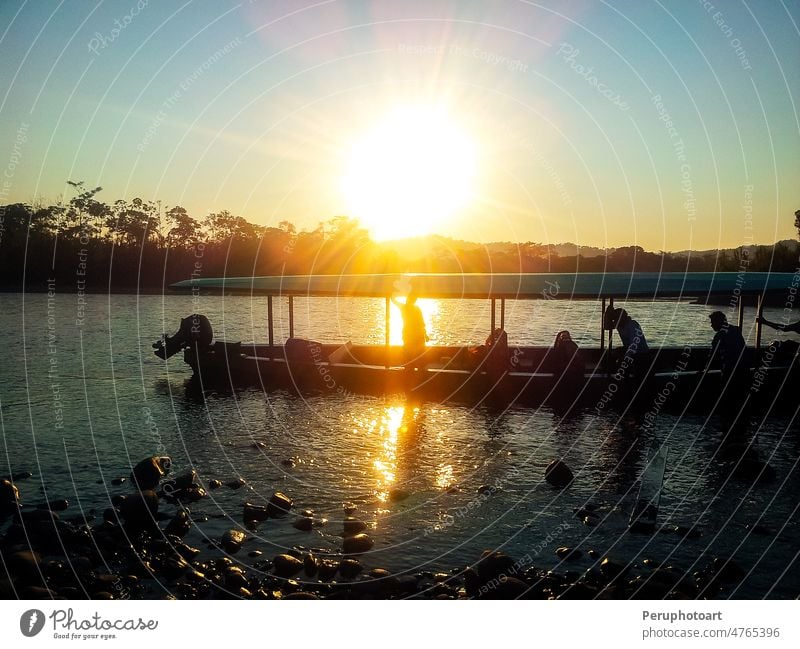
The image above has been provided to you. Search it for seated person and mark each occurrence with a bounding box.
[551,330,584,383]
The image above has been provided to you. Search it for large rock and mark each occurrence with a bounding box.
[118,490,159,527]
[272,554,303,578]
[545,459,574,488]
[131,456,170,491]
[0,479,20,516]
[165,509,192,537]
[343,533,374,554]
[476,550,517,584]
[267,492,292,518]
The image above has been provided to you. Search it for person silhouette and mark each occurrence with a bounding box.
[392,292,428,371]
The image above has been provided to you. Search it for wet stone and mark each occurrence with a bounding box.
[273,554,303,578]
[545,459,573,488]
[293,516,313,532]
[243,502,269,523]
[221,529,246,554]
[131,456,170,491]
[267,492,293,518]
[343,516,367,536]
[339,558,363,579]
[118,490,159,528]
[343,533,374,554]
[0,479,20,515]
[226,478,246,490]
[208,479,223,490]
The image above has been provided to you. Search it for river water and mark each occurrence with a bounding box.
[1,292,798,598]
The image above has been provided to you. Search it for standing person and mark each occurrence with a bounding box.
[604,306,649,379]
[392,293,428,371]
[707,311,746,381]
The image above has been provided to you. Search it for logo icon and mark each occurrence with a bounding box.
[20,609,45,637]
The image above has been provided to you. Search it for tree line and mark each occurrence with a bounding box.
[0,185,797,292]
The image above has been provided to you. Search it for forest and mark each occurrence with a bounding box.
[1,184,798,292]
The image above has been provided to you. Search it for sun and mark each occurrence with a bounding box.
[341,104,477,240]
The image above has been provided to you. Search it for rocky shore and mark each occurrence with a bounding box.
[0,456,753,600]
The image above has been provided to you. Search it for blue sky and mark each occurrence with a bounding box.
[1,0,798,250]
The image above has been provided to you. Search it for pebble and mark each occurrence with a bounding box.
[226,478,246,490]
[208,479,223,490]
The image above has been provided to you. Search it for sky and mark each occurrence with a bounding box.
[0,0,798,251]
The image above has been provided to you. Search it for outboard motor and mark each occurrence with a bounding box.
[153,314,213,359]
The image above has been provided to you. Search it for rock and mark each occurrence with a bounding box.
[111,477,126,486]
[343,516,367,536]
[480,575,529,599]
[388,488,411,502]
[118,490,159,528]
[248,550,263,558]
[343,502,357,515]
[7,550,42,582]
[284,591,318,599]
[226,478,246,489]
[251,441,267,449]
[339,558,363,579]
[11,471,33,481]
[173,469,197,490]
[0,479,20,515]
[292,516,313,532]
[555,547,582,561]
[165,509,192,537]
[273,554,303,578]
[476,550,517,584]
[131,456,170,491]
[545,459,573,488]
[600,557,629,581]
[303,554,317,577]
[267,492,292,518]
[208,479,223,489]
[243,502,269,523]
[343,533,374,554]
[587,549,599,559]
[221,529,246,554]
[317,560,339,581]
[477,484,496,496]
[39,498,69,512]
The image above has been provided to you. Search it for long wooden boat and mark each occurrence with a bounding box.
[159,272,800,413]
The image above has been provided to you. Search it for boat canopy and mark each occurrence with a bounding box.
[171,272,796,300]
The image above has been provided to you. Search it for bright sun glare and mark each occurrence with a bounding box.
[341,105,477,240]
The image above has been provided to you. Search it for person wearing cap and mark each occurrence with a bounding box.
[708,311,746,381]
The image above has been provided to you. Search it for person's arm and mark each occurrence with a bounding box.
[758,316,787,331]
[391,296,402,308]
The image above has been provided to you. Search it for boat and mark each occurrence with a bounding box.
[156,272,800,413]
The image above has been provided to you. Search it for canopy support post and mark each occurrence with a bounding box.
[385,296,390,368]
[490,298,496,334]
[267,296,274,359]
[600,297,606,353]
[608,297,615,351]
[288,295,294,339]
[500,298,505,330]
[756,294,763,352]
[737,296,744,330]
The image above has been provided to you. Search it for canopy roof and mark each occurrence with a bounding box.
[171,272,796,300]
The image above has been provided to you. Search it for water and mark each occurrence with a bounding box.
[1,292,799,598]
